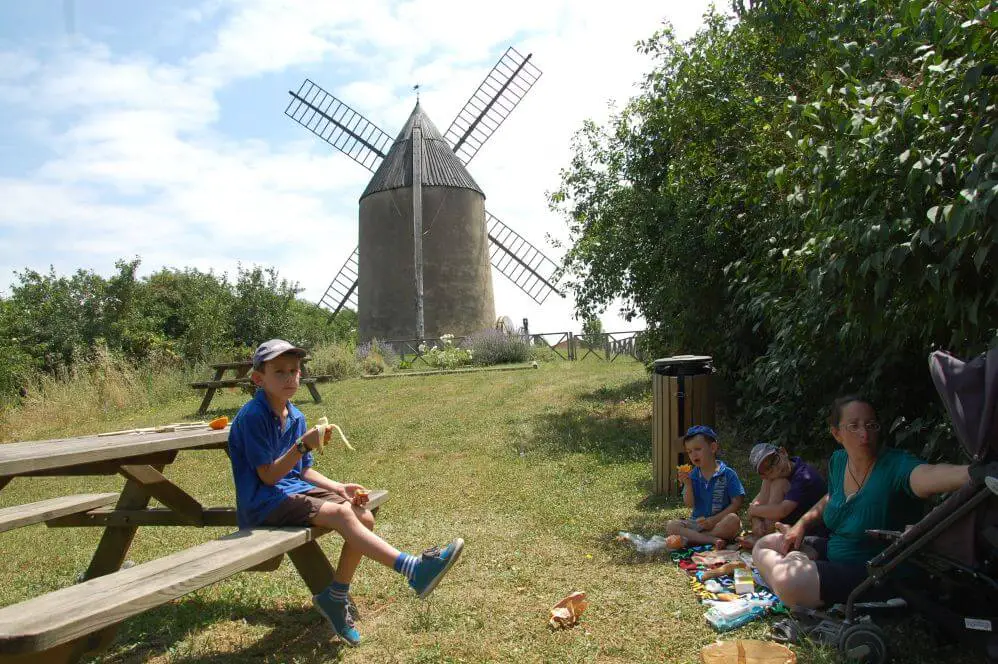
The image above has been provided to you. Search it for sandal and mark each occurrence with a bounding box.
[771,618,800,644]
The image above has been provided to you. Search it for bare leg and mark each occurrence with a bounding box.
[310,501,400,569]
[751,532,821,608]
[332,505,376,584]
[666,519,716,546]
[709,513,742,547]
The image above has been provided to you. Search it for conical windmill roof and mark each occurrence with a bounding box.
[360,102,484,200]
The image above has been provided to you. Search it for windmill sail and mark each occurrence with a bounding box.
[285,79,392,172]
[443,47,542,166]
[486,212,562,305]
[321,211,562,315]
[318,248,359,316]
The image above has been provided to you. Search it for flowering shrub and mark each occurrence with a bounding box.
[466,329,531,366]
[355,339,399,375]
[419,334,473,370]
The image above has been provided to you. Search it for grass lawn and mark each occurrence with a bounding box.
[0,360,981,663]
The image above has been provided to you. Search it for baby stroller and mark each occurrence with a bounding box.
[779,348,998,663]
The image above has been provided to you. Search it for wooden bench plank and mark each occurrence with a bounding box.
[0,494,119,534]
[191,377,328,389]
[0,527,319,655]
[0,490,389,655]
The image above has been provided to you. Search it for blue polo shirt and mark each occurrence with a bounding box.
[688,461,746,519]
[228,390,315,528]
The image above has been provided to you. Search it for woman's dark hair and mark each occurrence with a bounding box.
[828,394,874,427]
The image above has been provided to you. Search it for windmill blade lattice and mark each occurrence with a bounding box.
[286,79,392,172]
[444,47,542,166]
[318,248,359,316]
[486,212,562,305]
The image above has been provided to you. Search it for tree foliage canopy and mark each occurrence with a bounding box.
[550,0,998,455]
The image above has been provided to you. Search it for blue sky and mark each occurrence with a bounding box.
[0,0,714,333]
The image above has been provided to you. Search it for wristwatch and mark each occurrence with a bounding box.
[295,438,308,455]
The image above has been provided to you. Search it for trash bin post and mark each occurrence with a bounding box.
[651,355,716,496]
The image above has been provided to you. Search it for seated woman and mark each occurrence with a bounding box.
[752,395,970,608]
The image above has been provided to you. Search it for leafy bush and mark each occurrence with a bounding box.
[355,339,398,375]
[550,0,998,456]
[307,342,359,380]
[420,334,473,369]
[467,329,531,366]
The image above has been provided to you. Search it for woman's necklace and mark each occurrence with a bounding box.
[846,459,874,499]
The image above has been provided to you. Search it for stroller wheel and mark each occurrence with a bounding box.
[839,623,888,664]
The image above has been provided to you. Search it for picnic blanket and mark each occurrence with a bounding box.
[669,545,787,631]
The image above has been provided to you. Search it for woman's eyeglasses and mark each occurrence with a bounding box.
[843,421,880,433]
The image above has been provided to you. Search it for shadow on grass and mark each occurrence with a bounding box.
[98,597,348,664]
[578,379,651,405]
[522,380,653,464]
[527,409,650,463]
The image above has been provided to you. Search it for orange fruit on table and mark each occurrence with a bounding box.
[209,416,229,430]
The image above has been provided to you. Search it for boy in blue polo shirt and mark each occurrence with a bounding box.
[665,425,746,549]
[228,339,464,647]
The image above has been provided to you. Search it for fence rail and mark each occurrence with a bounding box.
[371,331,646,368]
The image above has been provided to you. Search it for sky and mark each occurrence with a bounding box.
[0,0,718,335]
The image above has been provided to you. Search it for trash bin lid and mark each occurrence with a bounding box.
[653,355,713,376]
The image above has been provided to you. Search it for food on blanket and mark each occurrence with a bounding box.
[700,560,748,581]
[352,488,370,507]
[208,416,229,430]
[313,416,357,453]
[734,567,755,594]
[716,592,739,602]
[548,591,588,629]
[665,534,686,550]
[700,639,797,663]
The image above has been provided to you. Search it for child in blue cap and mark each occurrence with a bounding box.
[665,425,746,550]
[227,339,464,647]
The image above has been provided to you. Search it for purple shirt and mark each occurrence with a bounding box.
[783,457,827,525]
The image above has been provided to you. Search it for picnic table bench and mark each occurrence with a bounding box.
[0,427,388,663]
[191,358,333,416]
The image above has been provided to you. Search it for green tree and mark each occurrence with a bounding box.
[550,0,998,454]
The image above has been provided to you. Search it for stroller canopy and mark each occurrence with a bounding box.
[929,348,998,462]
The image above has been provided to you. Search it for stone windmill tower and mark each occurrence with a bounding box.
[285,47,562,341]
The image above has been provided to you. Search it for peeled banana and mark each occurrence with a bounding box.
[313,416,356,452]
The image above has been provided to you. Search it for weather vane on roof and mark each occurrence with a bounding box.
[413,84,420,101]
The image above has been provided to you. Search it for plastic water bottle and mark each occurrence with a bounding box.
[617,532,669,554]
[705,600,767,632]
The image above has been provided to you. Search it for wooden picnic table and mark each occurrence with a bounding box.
[191,358,327,416]
[0,427,387,663]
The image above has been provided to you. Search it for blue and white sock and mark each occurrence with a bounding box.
[327,580,349,603]
[394,552,419,580]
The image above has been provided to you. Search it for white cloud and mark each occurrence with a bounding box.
[0,0,717,331]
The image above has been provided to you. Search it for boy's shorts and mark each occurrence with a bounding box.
[262,488,349,527]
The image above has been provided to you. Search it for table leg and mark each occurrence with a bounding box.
[0,640,77,664]
[288,540,335,595]
[196,366,226,416]
[300,364,322,405]
[71,469,162,660]
[0,477,11,494]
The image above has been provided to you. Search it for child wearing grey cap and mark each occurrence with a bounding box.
[737,442,826,550]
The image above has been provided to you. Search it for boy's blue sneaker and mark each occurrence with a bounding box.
[312,588,361,646]
[409,538,464,599]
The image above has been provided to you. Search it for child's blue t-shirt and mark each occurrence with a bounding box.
[688,461,746,519]
[228,389,315,528]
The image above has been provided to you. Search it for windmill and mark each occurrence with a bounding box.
[285,47,562,342]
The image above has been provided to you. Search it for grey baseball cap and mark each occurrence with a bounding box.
[749,442,780,472]
[252,339,306,368]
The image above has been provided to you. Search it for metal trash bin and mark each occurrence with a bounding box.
[652,355,716,495]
